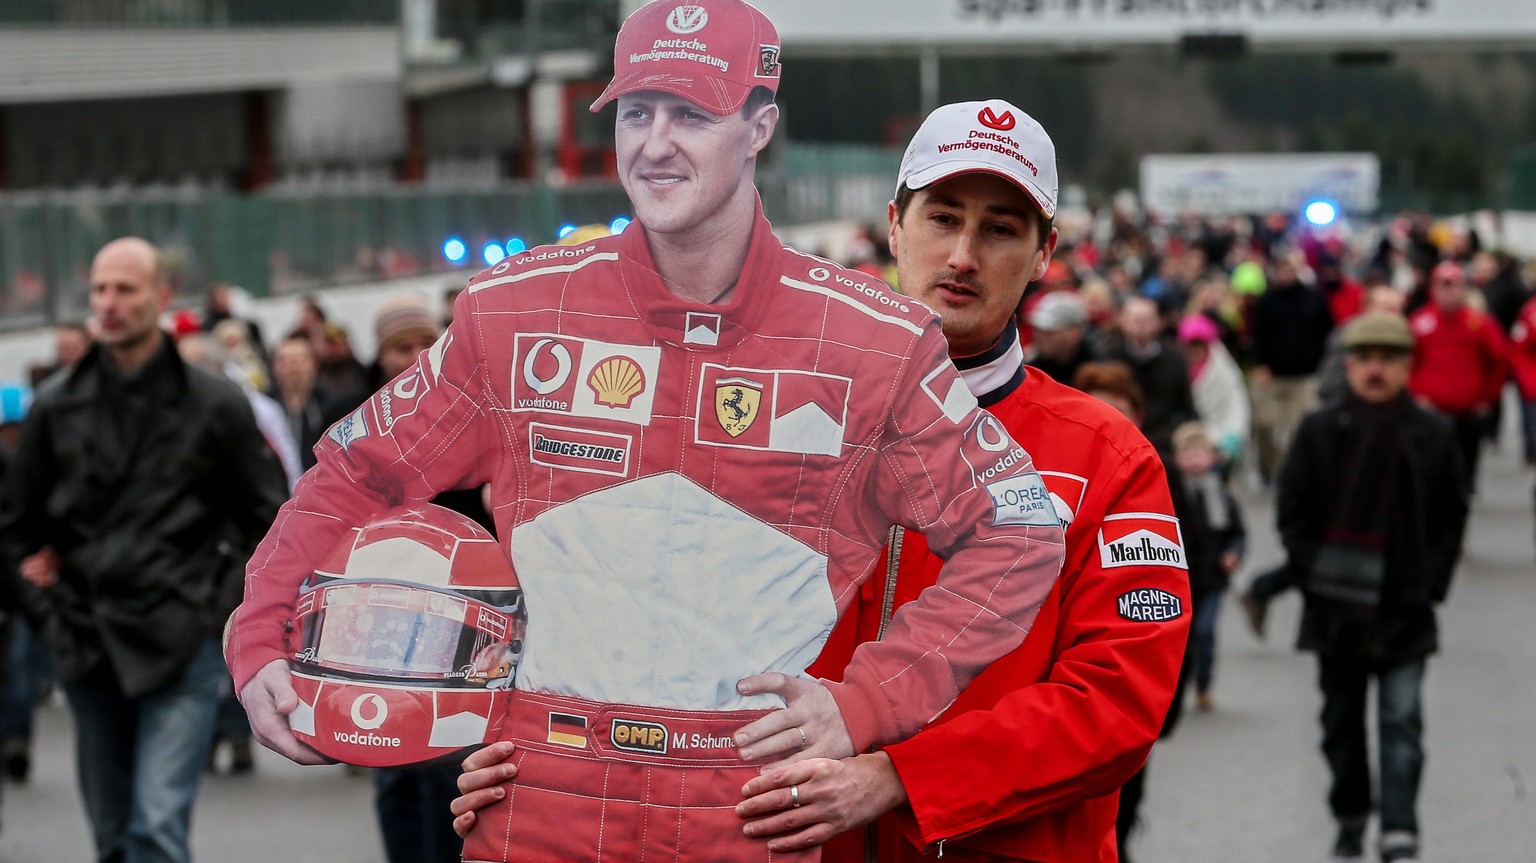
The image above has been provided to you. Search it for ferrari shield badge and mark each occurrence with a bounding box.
[714,378,762,438]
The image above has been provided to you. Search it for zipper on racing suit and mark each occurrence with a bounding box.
[877,527,956,861]
[864,524,907,863]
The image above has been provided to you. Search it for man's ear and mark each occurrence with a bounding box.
[887,200,901,260]
[1030,226,1062,281]
[746,104,779,158]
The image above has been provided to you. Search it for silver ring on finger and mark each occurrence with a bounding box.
[797,727,808,749]
[790,783,802,808]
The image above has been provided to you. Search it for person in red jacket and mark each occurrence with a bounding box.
[1508,293,1536,465]
[1407,260,1508,490]
[737,99,1190,863]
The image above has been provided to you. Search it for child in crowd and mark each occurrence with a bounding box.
[1170,421,1246,710]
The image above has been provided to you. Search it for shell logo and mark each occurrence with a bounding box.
[587,356,647,408]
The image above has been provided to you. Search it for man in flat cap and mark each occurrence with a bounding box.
[1276,311,1469,863]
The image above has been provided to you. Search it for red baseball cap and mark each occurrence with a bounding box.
[590,0,781,116]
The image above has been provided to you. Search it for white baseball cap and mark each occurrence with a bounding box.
[896,99,1058,219]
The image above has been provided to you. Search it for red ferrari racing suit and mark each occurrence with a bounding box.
[228,205,1065,862]
[811,331,1190,862]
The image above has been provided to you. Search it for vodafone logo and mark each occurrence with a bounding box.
[523,338,574,395]
[666,5,708,34]
[978,106,1016,131]
[350,693,389,730]
[393,373,421,400]
[808,267,831,282]
[975,415,1010,452]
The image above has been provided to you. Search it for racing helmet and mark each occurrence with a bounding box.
[287,504,525,767]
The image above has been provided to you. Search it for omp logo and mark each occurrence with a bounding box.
[978,106,1016,131]
[666,5,708,33]
[523,338,574,396]
[350,693,389,730]
[611,719,668,754]
[1117,588,1184,623]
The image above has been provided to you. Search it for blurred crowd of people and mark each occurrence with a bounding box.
[844,206,1536,483]
[0,202,1528,861]
[830,204,1536,728]
[0,266,470,861]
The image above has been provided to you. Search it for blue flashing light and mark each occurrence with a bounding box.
[1304,200,1339,227]
[506,237,527,256]
[609,217,632,234]
[482,242,507,266]
[557,224,577,239]
[443,237,468,264]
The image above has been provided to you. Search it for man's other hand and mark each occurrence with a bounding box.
[736,753,907,853]
[733,673,854,765]
[239,659,328,765]
[451,741,518,839]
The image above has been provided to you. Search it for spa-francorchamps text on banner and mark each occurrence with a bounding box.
[1139,153,1380,216]
[658,0,1536,47]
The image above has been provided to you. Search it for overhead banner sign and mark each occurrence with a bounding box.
[641,0,1536,47]
[1140,153,1380,215]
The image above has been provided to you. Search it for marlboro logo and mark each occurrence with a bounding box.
[1097,513,1187,571]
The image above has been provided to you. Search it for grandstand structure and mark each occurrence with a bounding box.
[1,0,1533,328]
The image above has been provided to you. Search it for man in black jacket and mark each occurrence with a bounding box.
[0,237,287,863]
[1097,294,1197,450]
[1250,255,1335,481]
[1276,312,1469,863]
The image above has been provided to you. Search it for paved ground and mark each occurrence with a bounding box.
[1134,428,1536,863]
[0,428,1532,863]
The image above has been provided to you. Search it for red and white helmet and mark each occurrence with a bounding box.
[287,504,525,767]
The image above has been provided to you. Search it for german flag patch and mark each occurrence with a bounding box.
[547,712,588,748]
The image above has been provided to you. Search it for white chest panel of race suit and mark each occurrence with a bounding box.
[511,471,836,710]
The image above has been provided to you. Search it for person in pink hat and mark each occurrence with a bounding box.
[1177,312,1250,465]
[226,3,1065,862]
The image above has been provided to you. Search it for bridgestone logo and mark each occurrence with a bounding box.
[533,434,625,463]
[332,730,401,747]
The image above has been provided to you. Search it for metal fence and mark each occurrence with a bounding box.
[1512,144,1536,212]
[0,0,395,26]
[0,148,904,329]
